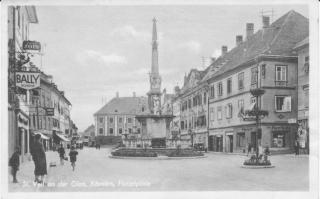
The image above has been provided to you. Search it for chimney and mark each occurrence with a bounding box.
[133,92,136,97]
[246,23,254,40]
[210,57,216,64]
[236,35,243,46]
[221,46,228,56]
[116,92,119,98]
[262,16,270,28]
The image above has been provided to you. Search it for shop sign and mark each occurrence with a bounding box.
[22,40,41,51]
[46,108,54,116]
[272,126,290,132]
[288,118,297,124]
[15,72,40,90]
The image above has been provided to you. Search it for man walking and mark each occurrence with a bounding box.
[9,147,20,183]
[69,146,79,171]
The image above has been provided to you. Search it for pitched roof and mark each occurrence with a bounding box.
[94,96,148,115]
[293,36,309,50]
[202,10,308,82]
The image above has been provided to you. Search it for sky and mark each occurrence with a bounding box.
[28,4,308,132]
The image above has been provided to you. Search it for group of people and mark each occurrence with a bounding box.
[9,134,79,184]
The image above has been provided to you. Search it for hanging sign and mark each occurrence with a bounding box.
[15,72,40,90]
[22,40,41,51]
[46,108,54,116]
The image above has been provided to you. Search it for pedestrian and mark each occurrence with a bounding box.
[9,147,20,183]
[57,144,65,165]
[30,134,47,184]
[295,139,300,156]
[69,146,78,171]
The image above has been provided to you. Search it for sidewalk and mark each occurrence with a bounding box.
[8,150,60,192]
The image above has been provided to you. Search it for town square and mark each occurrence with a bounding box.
[2,1,318,198]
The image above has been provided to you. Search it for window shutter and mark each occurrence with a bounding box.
[284,96,291,112]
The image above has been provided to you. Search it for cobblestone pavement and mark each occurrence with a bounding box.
[8,147,309,192]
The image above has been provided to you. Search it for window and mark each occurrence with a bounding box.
[17,7,20,28]
[119,128,122,134]
[188,99,191,109]
[209,107,215,121]
[304,56,309,74]
[142,107,145,112]
[238,72,244,90]
[275,65,287,86]
[218,82,223,96]
[118,117,123,123]
[217,106,222,120]
[137,128,141,134]
[238,99,244,116]
[181,121,184,130]
[199,94,202,106]
[99,117,104,123]
[226,103,233,119]
[236,133,245,147]
[251,97,256,104]
[127,117,132,123]
[203,92,207,104]
[251,67,258,85]
[261,64,266,79]
[109,117,113,123]
[109,128,113,134]
[128,128,132,134]
[99,128,104,135]
[275,96,292,112]
[227,78,232,94]
[272,132,286,147]
[210,85,215,98]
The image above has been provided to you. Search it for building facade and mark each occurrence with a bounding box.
[179,69,209,149]
[203,11,308,153]
[293,37,309,153]
[8,6,38,161]
[94,94,148,145]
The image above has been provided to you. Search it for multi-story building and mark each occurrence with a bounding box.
[82,124,95,146]
[29,71,72,150]
[94,93,148,145]
[8,6,38,161]
[179,69,209,148]
[293,37,309,153]
[203,11,308,153]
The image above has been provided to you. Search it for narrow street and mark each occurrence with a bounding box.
[9,147,309,192]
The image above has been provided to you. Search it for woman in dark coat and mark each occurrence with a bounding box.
[31,134,47,183]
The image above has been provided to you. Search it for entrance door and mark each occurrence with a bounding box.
[228,135,233,153]
[208,136,214,151]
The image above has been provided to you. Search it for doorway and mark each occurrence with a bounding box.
[228,135,233,153]
[151,138,166,148]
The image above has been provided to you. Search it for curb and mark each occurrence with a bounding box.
[108,155,208,160]
[241,165,275,169]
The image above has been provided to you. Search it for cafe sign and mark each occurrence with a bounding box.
[16,72,40,90]
[22,40,41,51]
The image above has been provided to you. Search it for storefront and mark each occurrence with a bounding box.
[208,130,224,152]
[225,131,234,153]
[298,119,309,154]
[193,131,208,149]
[17,110,30,162]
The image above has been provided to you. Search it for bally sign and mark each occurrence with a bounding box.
[16,72,40,90]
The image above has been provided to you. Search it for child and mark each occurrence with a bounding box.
[9,147,20,183]
[69,146,78,171]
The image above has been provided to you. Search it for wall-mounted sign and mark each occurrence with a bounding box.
[46,108,54,116]
[288,118,297,124]
[15,72,40,90]
[23,40,41,51]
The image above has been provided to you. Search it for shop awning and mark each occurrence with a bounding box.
[33,131,50,140]
[55,133,70,142]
